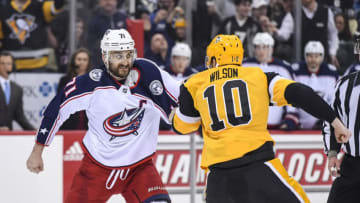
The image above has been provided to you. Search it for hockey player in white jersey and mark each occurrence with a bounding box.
[242,32,295,129]
[26,29,180,203]
[287,41,339,129]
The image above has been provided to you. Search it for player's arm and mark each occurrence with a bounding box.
[27,76,92,173]
[322,80,344,177]
[172,84,201,134]
[322,81,342,156]
[267,72,351,142]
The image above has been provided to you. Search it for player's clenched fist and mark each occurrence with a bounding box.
[331,118,352,143]
[26,143,44,174]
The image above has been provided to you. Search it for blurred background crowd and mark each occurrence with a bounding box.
[1,0,360,131]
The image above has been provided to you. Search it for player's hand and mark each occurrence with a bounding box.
[174,6,184,16]
[155,9,168,23]
[328,155,342,177]
[26,143,45,174]
[331,118,352,143]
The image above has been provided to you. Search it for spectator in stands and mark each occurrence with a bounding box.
[191,0,213,68]
[135,0,157,17]
[150,0,183,48]
[135,5,152,48]
[50,13,88,73]
[252,0,269,23]
[267,0,294,62]
[206,0,236,37]
[165,42,197,81]
[57,48,91,130]
[0,0,65,72]
[335,12,353,42]
[0,52,34,131]
[169,18,187,42]
[335,12,355,74]
[268,0,339,67]
[145,32,171,69]
[87,0,128,67]
[242,33,294,129]
[219,0,262,58]
[286,41,338,130]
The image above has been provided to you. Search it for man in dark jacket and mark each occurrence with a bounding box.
[0,52,34,130]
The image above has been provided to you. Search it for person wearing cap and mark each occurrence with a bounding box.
[252,0,269,22]
[284,41,339,130]
[168,18,187,42]
[242,32,294,129]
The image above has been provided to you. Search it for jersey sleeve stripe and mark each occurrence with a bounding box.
[173,112,201,135]
[269,76,295,106]
[165,87,178,103]
[268,75,282,104]
[45,115,60,145]
[60,86,115,108]
[176,108,200,123]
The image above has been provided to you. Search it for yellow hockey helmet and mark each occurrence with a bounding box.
[205,34,244,68]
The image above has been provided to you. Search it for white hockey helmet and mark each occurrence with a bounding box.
[253,32,274,47]
[304,41,324,56]
[101,29,135,53]
[171,42,191,59]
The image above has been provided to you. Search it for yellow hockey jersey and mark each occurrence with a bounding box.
[173,65,295,170]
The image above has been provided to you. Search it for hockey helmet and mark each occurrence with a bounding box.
[205,34,244,68]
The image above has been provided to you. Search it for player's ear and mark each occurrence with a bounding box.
[210,57,217,68]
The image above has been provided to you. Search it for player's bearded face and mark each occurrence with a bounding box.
[108,51,133,79]
[305,53,323,73]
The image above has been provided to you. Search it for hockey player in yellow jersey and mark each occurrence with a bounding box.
[171,34,351,203]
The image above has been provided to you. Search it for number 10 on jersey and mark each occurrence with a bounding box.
[203,79,252,131]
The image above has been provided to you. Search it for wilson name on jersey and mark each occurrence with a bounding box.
[173,65,295,169]
[36,58,180,168]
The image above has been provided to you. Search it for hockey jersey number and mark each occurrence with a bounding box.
[203,79,252,131]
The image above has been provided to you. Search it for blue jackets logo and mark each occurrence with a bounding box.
[149,80,163,95]
[103,106,145,140]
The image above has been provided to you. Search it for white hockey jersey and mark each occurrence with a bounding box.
[242,57,293,126]
[36,58,180,168]
[291,61,338,129]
